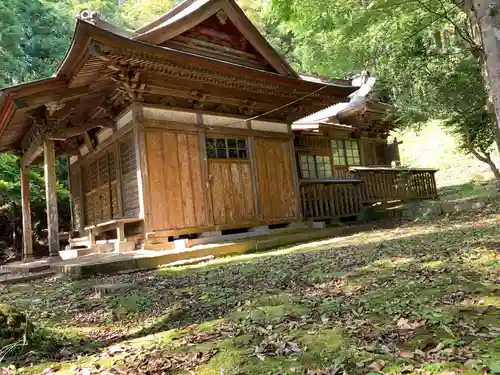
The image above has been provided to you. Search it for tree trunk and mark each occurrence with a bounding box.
[458,0,500,150]
[468,147,500,191]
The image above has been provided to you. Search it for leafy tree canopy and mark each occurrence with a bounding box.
[270,0,500,181]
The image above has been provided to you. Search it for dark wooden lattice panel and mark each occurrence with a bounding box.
[120,138,137,176]
[92,191,102,224]
[294,137,328,151]
[98,154,110,186]
[108,150,117,182]
[119,136,140,218]
[110,181,119,219]
[89,160,99,191]
[122,176,140,218]
[81,165,90,194]
[99,186,111,222]
[84,192,94,225]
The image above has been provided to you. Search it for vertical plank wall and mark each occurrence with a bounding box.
[254,138,299,221]
[208,161,256,226]
[145,130,207,231]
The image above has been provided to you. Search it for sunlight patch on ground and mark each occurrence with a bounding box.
[1,208,499,375]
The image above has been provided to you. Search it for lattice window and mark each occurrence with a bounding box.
[299,154,332,179]
[98,155,109,186]
[206,138,248,159]
[108,151,117,181]
[120,138,137,175]
[89,160,99,190]
[331,140,361,166]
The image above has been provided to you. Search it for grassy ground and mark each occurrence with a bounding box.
[1,204,499,374]
[394,121,499,188]
[394,121,499,202]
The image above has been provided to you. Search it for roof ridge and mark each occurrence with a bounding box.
[134,0,199,34]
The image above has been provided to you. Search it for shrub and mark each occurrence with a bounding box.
[0,304,32,343]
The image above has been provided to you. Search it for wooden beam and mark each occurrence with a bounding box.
[20,165,33,260]
[83,132,94,151]
[197,112,215,227]
[43,138,60,256]
[133,120,152,232]
[14,83,114,112]
[20,119,47,166]
[51,119,114,140]
[66,156,75,235]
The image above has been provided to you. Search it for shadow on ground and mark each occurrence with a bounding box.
[1,208,499,374]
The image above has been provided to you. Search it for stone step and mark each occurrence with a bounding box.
[52,223,377,276]
[59,243,117,260]
[59,248,96,260]
[1,261,52,275]
[0,270,56,285]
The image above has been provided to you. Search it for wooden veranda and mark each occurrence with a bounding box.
[300,167,438,221]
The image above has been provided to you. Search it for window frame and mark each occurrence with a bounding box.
[331,139,361,167]
[298,153,333,179]
[206,137,249,161]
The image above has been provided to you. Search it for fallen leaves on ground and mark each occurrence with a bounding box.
[1,207,499,375]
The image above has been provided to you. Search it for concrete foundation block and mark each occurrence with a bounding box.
[199,231,223,238]
[250,225,271,235]
[97,243,115,253]
[312,221,326,229]
[287,222,309,230]
[115,241,136,253]
[174,239,190,250]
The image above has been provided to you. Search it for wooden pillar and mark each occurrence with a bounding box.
[66,156,74,235]
[20,165,33,260]
[44,138,60,257]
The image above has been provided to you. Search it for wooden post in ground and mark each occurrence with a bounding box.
[44,138,60,257]
[20,165,33,260]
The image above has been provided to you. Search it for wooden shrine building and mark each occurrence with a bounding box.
[0,0,437,260]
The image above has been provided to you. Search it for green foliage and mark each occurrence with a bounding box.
[0,153,70,261]
[270,0,499,176]
[0,0,74,88]
[0,304,32,341]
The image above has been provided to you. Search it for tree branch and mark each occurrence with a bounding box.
[414,0,477,48]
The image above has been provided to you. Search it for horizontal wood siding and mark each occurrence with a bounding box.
[254,138,298,221]
[208,161,256,226]
[145,130,207,231]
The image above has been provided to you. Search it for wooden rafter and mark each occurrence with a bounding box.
[51,118,114,140]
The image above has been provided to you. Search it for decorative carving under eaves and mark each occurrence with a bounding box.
[216,10,228,25]
[215,104,232,113]
[46,102,66,116]
[21,118,55,154]
[159,96,179,107]
[110,66,146,102]
[95,46,334,103]
[238,100,256,116]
